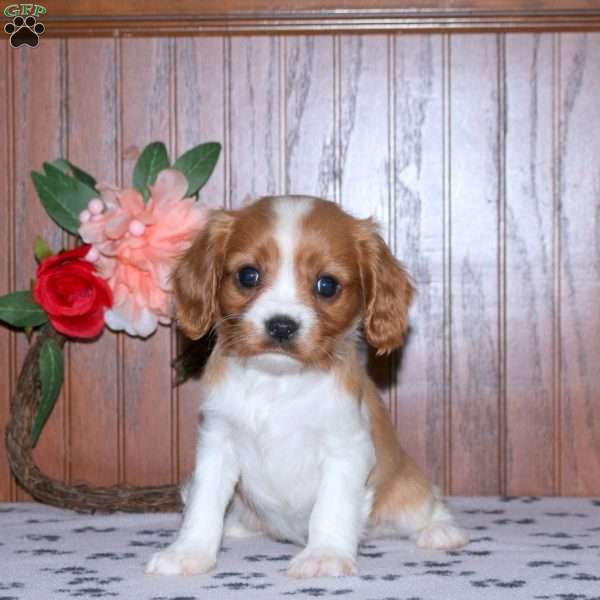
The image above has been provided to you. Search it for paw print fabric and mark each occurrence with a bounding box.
[0,497,600,599]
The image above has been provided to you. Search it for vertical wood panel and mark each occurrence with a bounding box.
[13,42,67,494]
[336,29,389,229]
[449,34,500,495]
[0,44,14,501]
[285,36,335,197]
[336,35,395,466]
[504,34,555,495]
[175,37,226,481]
[338,35,389,221]
[230,37,282,204]
[120,38,174,486]
[392,34,446,488]
[67,39,120,486]
[559,33,600,495]
[176,38,226,210]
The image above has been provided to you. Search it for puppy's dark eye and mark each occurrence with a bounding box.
[315,275,339,298]
[238,266,261,288]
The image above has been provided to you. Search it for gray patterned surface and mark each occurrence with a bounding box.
[1,497,599,599]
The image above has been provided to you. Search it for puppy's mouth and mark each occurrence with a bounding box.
[242,336,309,367]
[222,330,303,358]
[244,350,304,375]
[262,339,297,352]
[253,339,304,363]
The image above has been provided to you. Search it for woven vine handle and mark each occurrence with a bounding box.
[5,326,182,513]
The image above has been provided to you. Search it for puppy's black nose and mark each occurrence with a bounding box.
[266,315,299,343]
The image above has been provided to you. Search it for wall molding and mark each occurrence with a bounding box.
[40,9,600,36]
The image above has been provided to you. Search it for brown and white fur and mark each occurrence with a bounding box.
[146,196,467,579]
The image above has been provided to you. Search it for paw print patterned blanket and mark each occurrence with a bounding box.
[1,497,599,600]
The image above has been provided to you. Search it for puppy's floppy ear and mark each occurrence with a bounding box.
[357,219,415,355]
[173,210,235,340]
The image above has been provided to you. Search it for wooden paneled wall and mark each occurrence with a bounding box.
[1,32,599,500]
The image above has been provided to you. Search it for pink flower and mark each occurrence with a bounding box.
[79,169,208,337]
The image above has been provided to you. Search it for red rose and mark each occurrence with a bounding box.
[33,245,112,338]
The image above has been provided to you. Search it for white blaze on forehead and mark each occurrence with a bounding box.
[244,196,316,335]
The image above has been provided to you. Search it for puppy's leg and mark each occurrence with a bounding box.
[364,381,467,550]
[412,489,468,550]
[370,455,467,550]
[287,435,374,578]
[146,420,239,576]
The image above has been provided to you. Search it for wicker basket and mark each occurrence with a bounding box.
[5,326,182,513]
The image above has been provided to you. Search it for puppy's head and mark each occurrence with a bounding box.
[174,196,414,371]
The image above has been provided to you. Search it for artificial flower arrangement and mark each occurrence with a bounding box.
[0,141,219,468]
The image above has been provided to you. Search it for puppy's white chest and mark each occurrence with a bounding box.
[237,406,322,536]
[204,358,373,542]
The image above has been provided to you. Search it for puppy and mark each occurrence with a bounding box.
[146,196,467,578]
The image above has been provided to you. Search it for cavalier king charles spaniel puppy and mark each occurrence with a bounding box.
[146,195,467,578]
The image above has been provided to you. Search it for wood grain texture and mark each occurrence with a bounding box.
[120,38,175,486]
[12,42,68,497]
[285,36,335,197]
[175,38,227,211]
[175,36,227,481]
[504,34,555,495]
[334,33,394,475]
[230,37,283,203]
[449,34,501,495]
[1,32,600,498]
[392,34,447,490]
[559,33,600,495]
[337,35,389,221]
[66,39,120,486]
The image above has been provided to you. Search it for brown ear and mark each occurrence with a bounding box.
[357,219,415,355]
[173,210,235,339]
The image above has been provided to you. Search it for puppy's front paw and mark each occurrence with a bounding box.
[416,522,468,551]
[145,545,216,576]
[288,547,357,578]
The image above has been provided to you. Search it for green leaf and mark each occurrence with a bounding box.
[34,236,53,263]
[47,159,97,190]
[45,159,71,176]
[0,291,48,328]
[133,142,170,202]
[31,338,64,447]
[174,142,221,197]
[32,164,98,234]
